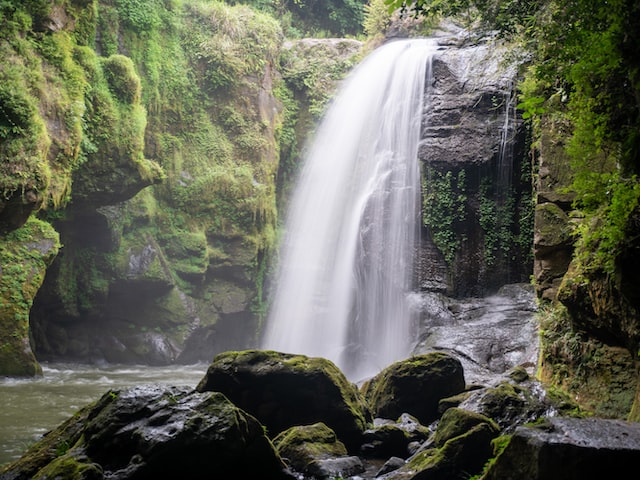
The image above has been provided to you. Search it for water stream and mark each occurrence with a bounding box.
[262,39,437,381]
[0,363,206,466]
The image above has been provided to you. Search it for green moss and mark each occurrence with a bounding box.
[273,422,348,467]
[33,453,102,480]
[433,408,499,448]
[538,303,634,418]
[101,54,141,104]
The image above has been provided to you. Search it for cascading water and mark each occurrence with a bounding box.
[261,39,437,381]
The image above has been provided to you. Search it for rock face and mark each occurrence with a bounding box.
[484,417,640,480]
[0,385,294,480]
[362,352,466,425]
[0,219,59,376]
[196,350,371,452]
[418,28,532,296]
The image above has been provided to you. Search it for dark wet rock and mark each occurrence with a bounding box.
[414,283,539,384]
[361,414,432,459]
[362,352,465,425]
[361,424,411,459]
[376,456,406,476]
[196,350,371,451]
[0,385,294,480]
[307,456,364,479]
[483,417,640,480]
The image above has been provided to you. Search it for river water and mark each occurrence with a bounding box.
[0,362,207,466]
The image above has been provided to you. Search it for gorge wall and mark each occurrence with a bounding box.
[0,0,365,373]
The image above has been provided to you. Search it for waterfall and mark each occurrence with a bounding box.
[261,39,437,381]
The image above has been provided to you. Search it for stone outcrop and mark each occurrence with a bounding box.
[418,27,532,296]
[0,385,294,480]
[196,350,371,452]
[483,417,640,480]
[0,219,59,376]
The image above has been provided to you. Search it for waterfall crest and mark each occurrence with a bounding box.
[262,39,437,381]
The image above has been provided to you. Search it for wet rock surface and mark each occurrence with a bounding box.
[483,417,640,480]
[414,283,539,384]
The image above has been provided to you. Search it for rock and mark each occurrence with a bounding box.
[361,424,411,459]
[273,423,347,469]
[272,423,364,479]
[376,456,406,476]
[361,414,431,459]
[432,408,499,448]
[307,456,364,479]
[196,350,371,451]
[380,420,499,480]
[362,352,465,425]
[0,218,60,376]
[457,381,550,432]
[483,417,640,480]
[0,385,294,480]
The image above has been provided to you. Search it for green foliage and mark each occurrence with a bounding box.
[363,0,392,38]
[423,168,467,265]
[230,0,368,36]
[115,0,163,31]
[0,48,51,202]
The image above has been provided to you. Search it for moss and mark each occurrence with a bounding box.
[538,303,636,418]
[33,453,102,480]
[101,54,141,104]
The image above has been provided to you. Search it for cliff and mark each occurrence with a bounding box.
[0,0,363,374]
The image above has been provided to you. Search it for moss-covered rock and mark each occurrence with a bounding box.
[1,385,295,480]
[362,352,466,425]
[273,422,349,475]
[196,350,371,452]
[433,407,499,448]
[0,217,59,375]
[382,420,499,480]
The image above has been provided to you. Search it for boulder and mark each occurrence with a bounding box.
[273,423,364,479]
[360,414,431,459]
[196,350,371,451]
[362,352,465,425]
[379,414,499,480]
[0,385,294,480]
[432,408,499,448]
[483,417,640,480]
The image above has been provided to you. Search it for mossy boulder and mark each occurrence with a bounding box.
[0,385,295,480]
[273,422,365,478]
[0,217,60,376]
[196,350,371,452]
[381,418,499,480]
[362,352,466,425]
[432,407,499,448]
